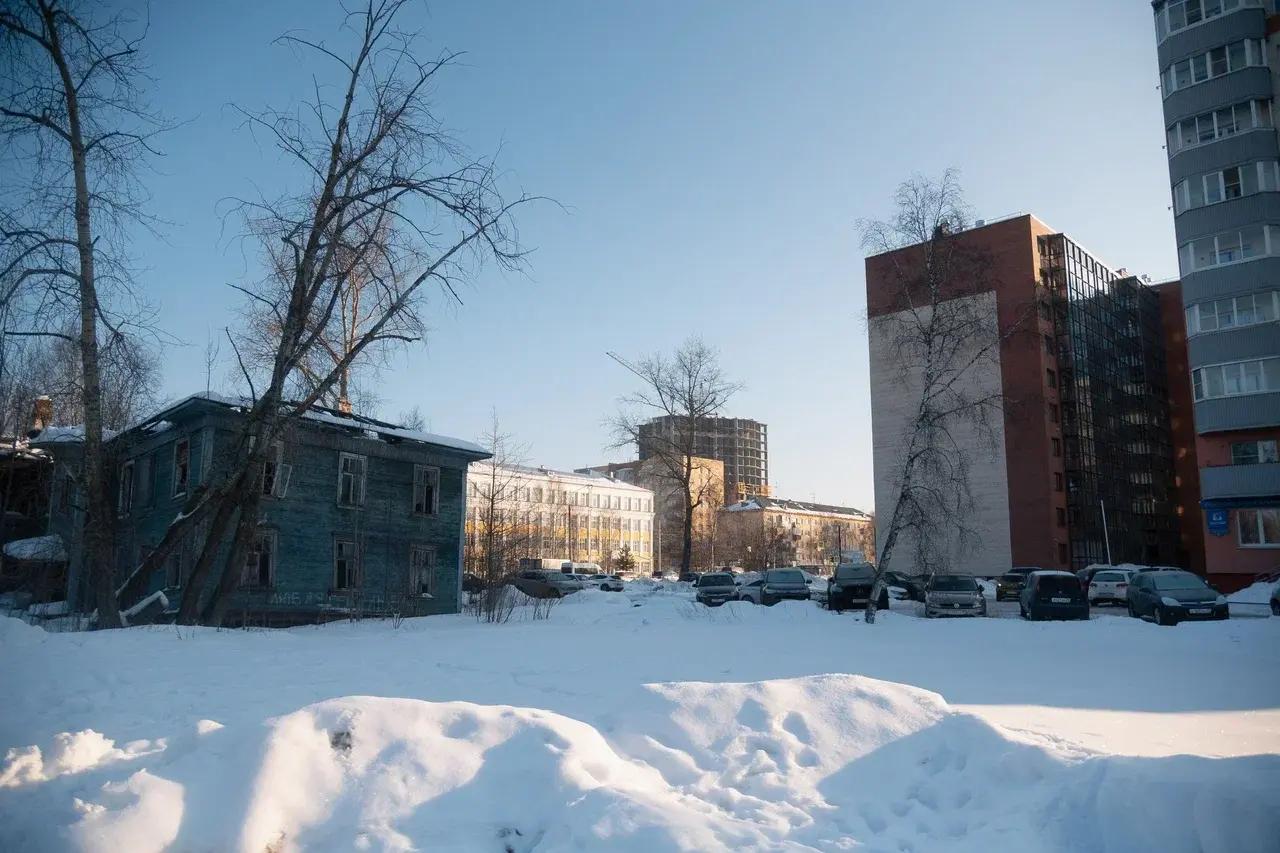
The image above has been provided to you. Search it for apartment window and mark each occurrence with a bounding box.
[1046,368,1057,389]
[1238,508,1280,547]
[1166,99,1272,155]
[1056,508,1067,528]
[334,537,360,590]
[1048,403,1059,424]
[337,452,366,507]
[117,460,134,515]
[1174,162,1280,214]
[1051,437,1062,458]
[1161,38,1265,95]
[1185,291,1279,335]
[1157,2,1263,42]
[1192,358,1280,400]
[172,438,190,497]
[1231,439,1279,465]
[532,487,542,503]
[1178,225,1280,273]
[1043,334,1054,355]
[1053,472,1064,492]
[413,465,440,515]
[240,530,276,589]
[408,545,435,596]
[1057,542,1069,564]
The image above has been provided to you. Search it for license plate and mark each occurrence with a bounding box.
[1051,597,1070,604]
[1190,608,1210,615]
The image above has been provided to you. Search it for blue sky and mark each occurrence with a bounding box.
[129,0,1174,512]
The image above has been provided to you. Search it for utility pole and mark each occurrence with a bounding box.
[1099,498,1112,566]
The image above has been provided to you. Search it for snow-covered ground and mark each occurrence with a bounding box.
[1,586,1278,852]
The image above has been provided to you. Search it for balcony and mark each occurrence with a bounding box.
[1199,461,1280,502]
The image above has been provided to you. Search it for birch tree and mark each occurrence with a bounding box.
[1,0,164,627]
[164,0,532,625]
[860,172,1020,624]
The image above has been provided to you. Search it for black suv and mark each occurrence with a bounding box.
[828,563,889,612]
[1019,571,1089,621]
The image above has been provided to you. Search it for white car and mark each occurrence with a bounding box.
[1088,569,1133,605]
[573,573,624,592]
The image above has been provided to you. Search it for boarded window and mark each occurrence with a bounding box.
[334,538,360,590]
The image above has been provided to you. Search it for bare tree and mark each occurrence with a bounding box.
[860,172,1023,623]
[145,0,533,625]
[466,413,530,623]
[1,0,166,627]
[610,338,740,573]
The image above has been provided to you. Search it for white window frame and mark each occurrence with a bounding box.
[337,452,367,508]
[1173,162,1280,214]
[408,544,436,597]
[333,537,361,590]
[1167,99,1272,156]
[172,438,190,497]
[1191,357,1280,401]
[117,459,134,516]
[1178,225,1278,273]
[413,464,440,516]
[1156,0,1260,44]
[1237,507,1280,547]
[1185,291,1279,335]
[1161,37,1265,97]
[240,529,277,589]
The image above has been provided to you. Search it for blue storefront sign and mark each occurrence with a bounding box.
[1206,508,1229,537]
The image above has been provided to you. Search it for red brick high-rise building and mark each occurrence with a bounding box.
[866,214,1197,576]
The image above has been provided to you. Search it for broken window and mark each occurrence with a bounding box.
[413,465,440,515]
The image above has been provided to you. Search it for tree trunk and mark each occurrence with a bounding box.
[204,484,264,626]
[43,4,119,628]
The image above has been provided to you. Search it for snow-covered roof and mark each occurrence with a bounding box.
[471,462,654,494]
[3,534,67,562]
[723,496,871,521]
[116,392,488,458]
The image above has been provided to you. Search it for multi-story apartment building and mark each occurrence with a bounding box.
[867,215,1188,576]
[717,496,874,570]
[575,457,724,569]
[465,464,655,573]
[636,415,769,503]
[1152,0,1280,588]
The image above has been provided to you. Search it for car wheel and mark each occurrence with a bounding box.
[1154,606,1170,626]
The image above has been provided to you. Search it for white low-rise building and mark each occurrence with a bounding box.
[465,464,654,573]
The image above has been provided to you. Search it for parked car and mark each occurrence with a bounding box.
[677,571,701,583]
[694,571,738,606]
[1130,565,1184,574]
[1075,565,1110,591]
[1272,584,1280,617]
[512,569,584,598]
[1019,571,1088,621]
[996,567,1041,601]
[1126,570,1227,625]
[924,574,986,618]
[880,570,925,601]
[827,562,889,612]
[738,569,811,605]
[573,573,624,592]
[1087,569,1133,605]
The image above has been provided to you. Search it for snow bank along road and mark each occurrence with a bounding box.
[1,589,1278,851]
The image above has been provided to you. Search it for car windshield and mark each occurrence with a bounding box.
[1152,572,1208,591]
[835,564,875,581]
[1035,575,1080,594]
[930,575,978,591]
[1094,572,1122,582]
[766,570,805,584]
[699,574,734,586]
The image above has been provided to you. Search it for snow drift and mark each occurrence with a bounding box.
[2,674,1277,852]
